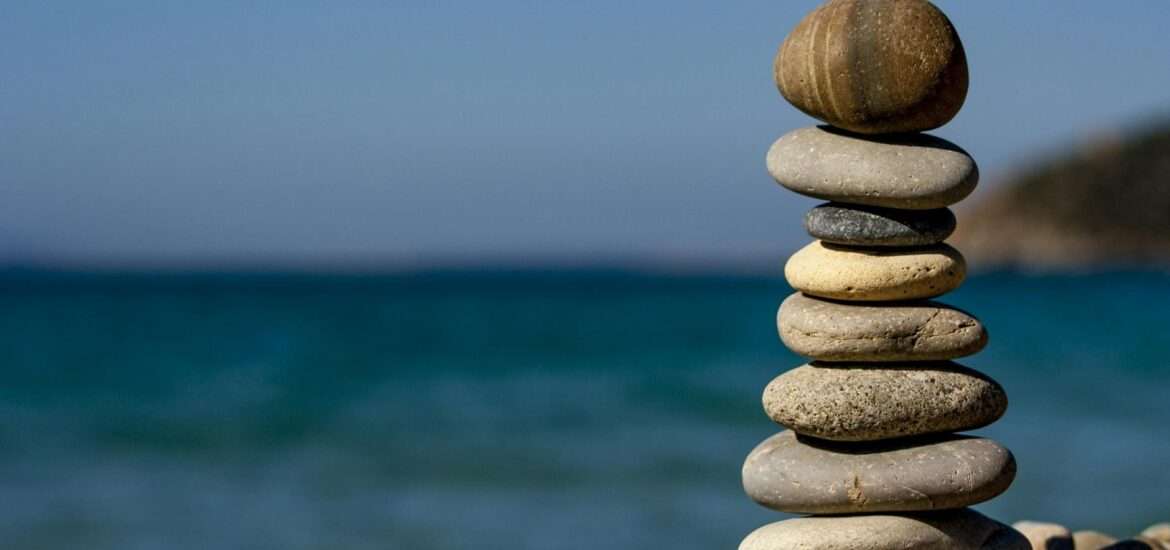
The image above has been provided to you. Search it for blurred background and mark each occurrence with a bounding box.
[2,1,1169,548]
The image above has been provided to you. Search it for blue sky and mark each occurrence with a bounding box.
[3,1,1169,268]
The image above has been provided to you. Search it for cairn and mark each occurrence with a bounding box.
[740,1,1027,548]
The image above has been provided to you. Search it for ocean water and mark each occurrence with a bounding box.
[0,269,1167,549]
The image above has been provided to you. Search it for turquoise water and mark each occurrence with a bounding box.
[0,270,1167,549]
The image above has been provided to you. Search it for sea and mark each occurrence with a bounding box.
[0,269,1167,549]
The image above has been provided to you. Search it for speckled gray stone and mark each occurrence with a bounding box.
[806,202,957,247]
[767,126,979,209]
[740,509,1029,550]
[778,293,987,361]
[742,431,1016,514]
[763,362,1007,441]
[1013,521,1073,550]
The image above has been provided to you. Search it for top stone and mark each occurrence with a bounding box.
[775,0,969,134]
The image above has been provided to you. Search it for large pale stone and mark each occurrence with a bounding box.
[785,241,966,301]
[774,0,969,134]
[740,509,1028,550]
[768,127,978,209]
[1012,521,1072,550]
[743,431,1015,514]
[778,292,987,361]
[763,362,1007,441]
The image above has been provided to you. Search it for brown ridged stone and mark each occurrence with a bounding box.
[778,293,987,361]
[763,362,1007,441]
[740,510,1030,550]
[743,431,1016,514]
[774,0,969,134]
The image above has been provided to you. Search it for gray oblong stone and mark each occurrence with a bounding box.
[806,202,957,247]
[740,509,1030,550]
[778,293,988,361]
[763,362,1007,441]
[742,431,1016,514]
[767,126,979,209]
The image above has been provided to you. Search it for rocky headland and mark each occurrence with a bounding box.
[954,120,1170,270]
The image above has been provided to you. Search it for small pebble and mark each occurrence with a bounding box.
[1012,521,1072,550]
[1142,524,1170,545]
[1074,531,1120,550]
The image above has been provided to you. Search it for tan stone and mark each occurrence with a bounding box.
[1074,531,1120,550]
[774,0,969,134]
[778,292,987,361]
[739,509,1029,550]
[1142,524,1170,545]
[763,362,1006,441]
[785,241,966,301]
[1012,521,1072,550]
[1103,539,1166,550]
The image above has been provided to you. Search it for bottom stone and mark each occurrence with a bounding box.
[740,509,1028,550]
[743,431,1015,514]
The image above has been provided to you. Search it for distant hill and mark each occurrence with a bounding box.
[954,120,1170,270]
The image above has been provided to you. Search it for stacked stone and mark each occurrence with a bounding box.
[741,1,1027,549]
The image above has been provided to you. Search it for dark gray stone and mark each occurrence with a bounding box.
[743,431,1016,514]
[806,203,957,247]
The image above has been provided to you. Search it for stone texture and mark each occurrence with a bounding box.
[785,241,966,301]
[1075,531,1120,550]
[778,292,986,361]
[774,0,969,134]
[1143,524,1170,545]
[1103,539,1166,550]
[763,362,1006,441]
[768,126,978,209]
[806,202,957,247]
[1012,521,1072,550]
[742,431,1015,514]
[740,509,1028,550]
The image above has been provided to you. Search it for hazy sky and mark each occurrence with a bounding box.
[3,1,1169,268]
